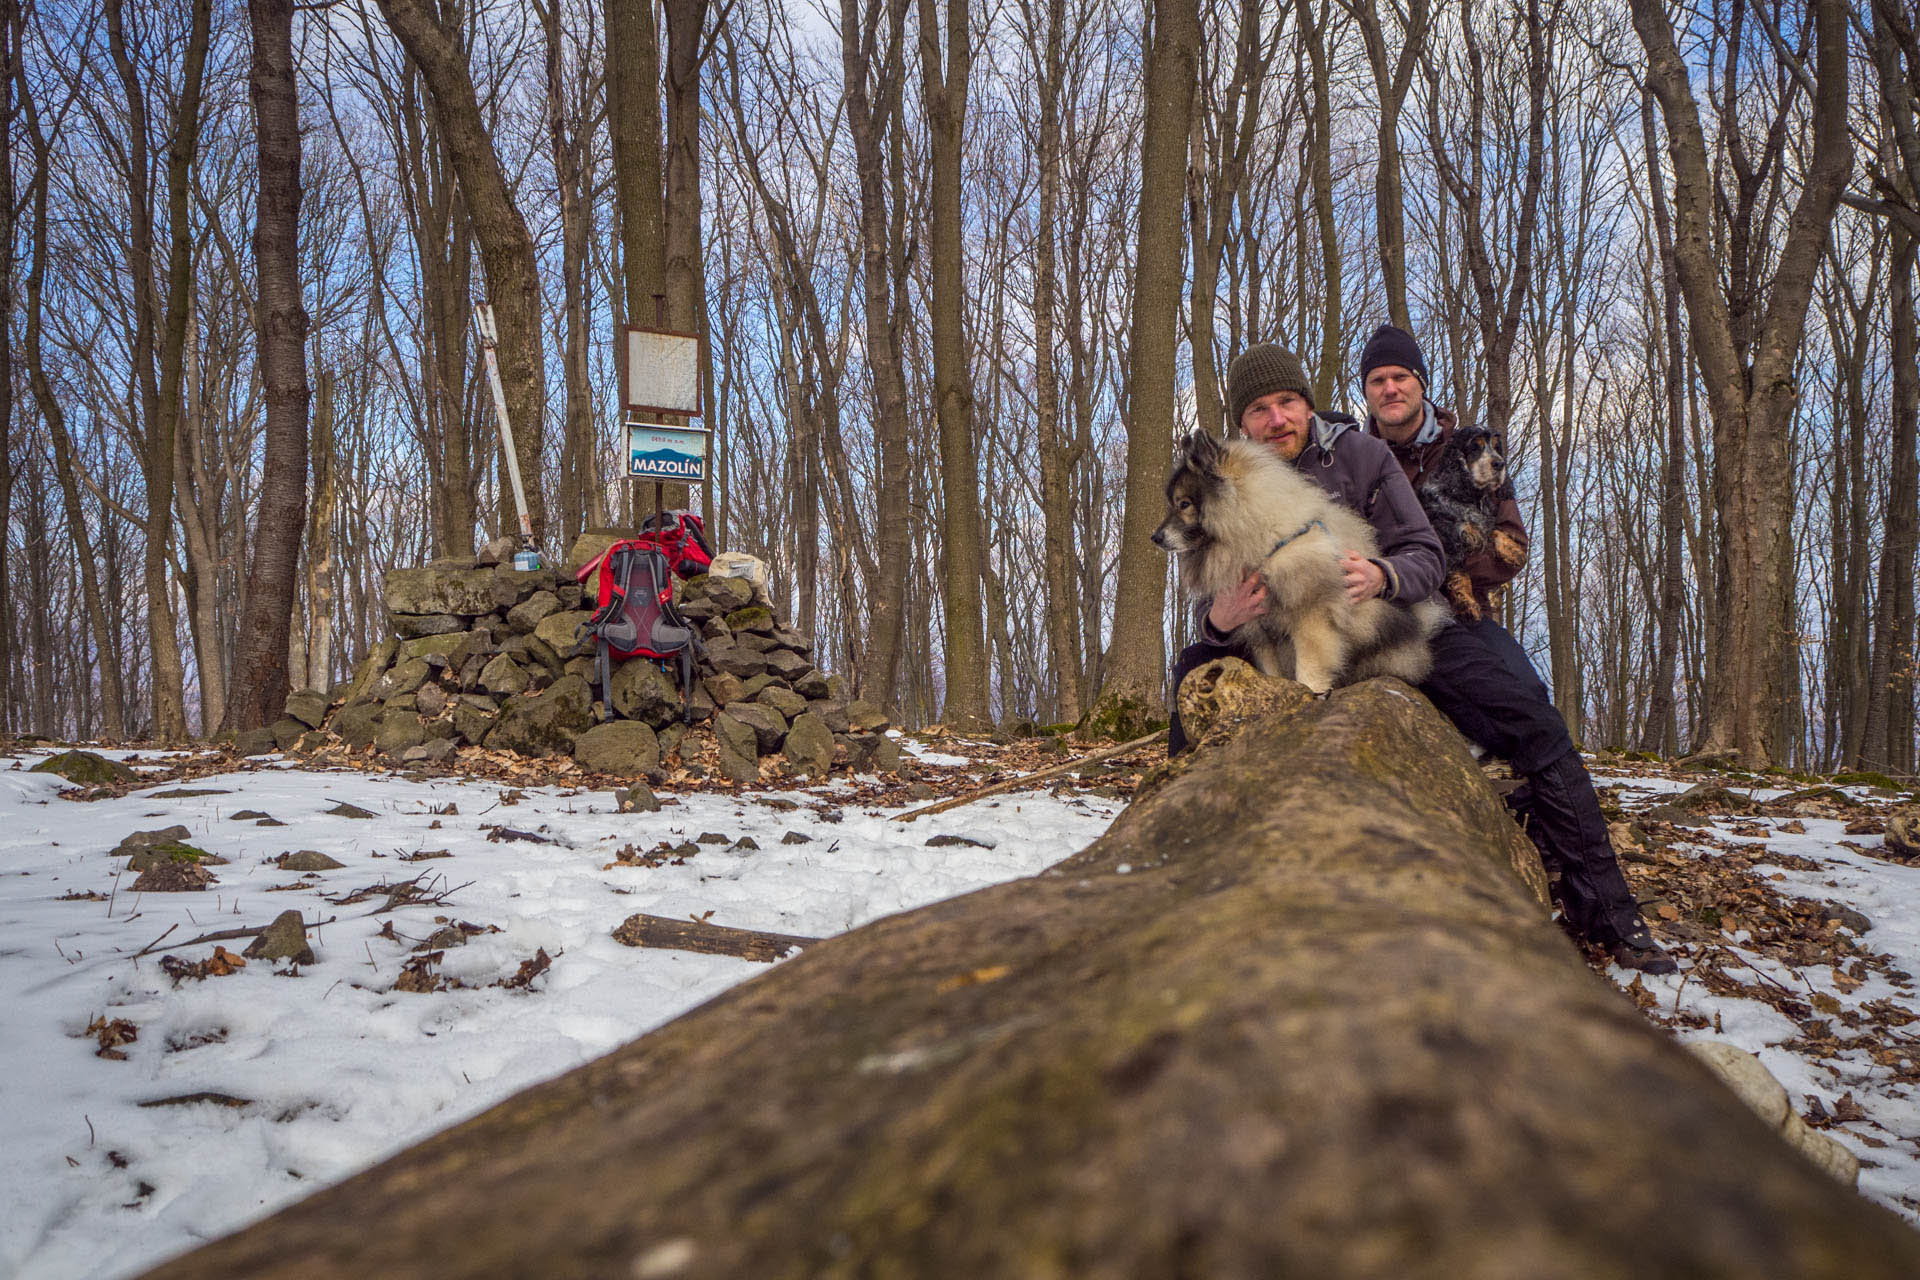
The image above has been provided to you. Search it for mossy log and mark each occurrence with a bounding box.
[147,661,1920,1279]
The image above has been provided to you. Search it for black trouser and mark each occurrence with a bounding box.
[1167,617,1643,944]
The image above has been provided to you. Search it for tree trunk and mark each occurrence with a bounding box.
[378,0,547,544]
[303,370,337,691]
[145,664,1920,1278]
[1301,0,1341,408]
[1096,0,1198,735]
[1640,86,1687,757]
[1631,0,1852,767]
[225,0,310,733]
[841,0,914,715]
[16,40,126,740]
[539,0,592,548]
[919,0,991,729]
[107,0,201,741]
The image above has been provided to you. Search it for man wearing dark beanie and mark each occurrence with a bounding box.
[1355,323,1674,974]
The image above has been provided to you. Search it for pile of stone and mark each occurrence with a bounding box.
[258,533,900,783]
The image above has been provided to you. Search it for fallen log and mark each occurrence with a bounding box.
[146,661,1920,1279]
[611,912,817,962]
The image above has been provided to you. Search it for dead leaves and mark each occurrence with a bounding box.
[85,1015,139,1059]
[157,946,248,986]
[605,840,696,870]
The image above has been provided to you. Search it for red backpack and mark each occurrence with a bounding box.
[575,523,709,721]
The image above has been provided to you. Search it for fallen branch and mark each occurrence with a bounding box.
[890,728,1168,823]
[611,913,817,963]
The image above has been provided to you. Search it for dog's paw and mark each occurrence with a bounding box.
[1445,572,1482,622]
[1458,522,1488,553]
[1491,529,1527,569]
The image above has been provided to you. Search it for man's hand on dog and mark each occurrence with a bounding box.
[1341,552,1385,604]
[1209,572,1269,632]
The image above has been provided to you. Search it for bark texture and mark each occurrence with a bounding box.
[224,0,310,732]
[145,664,1920,1279]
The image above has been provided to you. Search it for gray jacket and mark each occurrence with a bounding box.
[1199,413,1444,642]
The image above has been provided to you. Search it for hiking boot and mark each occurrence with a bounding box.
[1607,925,1678,975]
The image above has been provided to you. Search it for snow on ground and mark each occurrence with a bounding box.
[0,748,1121,1280]
[1590,763,1920,1223]
[5,744,1916,1277]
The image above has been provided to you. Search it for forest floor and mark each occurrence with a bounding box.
[0,732,1913,1278]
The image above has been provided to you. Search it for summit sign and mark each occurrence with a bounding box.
[627,422,709,483]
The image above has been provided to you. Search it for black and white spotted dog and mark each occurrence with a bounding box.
[1415,424,1524,621]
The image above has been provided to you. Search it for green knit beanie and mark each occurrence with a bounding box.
[1226,343,1313,428]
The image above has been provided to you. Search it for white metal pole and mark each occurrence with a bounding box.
[474,302,535,548]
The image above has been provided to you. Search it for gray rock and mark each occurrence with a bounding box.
[783,712,833,778]
[29,750,136,786]
[475,535,517,567]
[757,686,809,720]
[847,699,889,732]
[721,701,787,753]
[112,825,192,855]
[507,590,563,633]
[486,674,593,758]
[714,712,761,784]
[824,674,852,703]
[333,702,383,750]
[611,659,683,726]
[460,693,500,712]
[277,850,344,871]
[502,634,564,676]
[271,718,308,751]
[793,670,831,700]
[704,576,755,612]
[533,609,596,659]
[399,630,486,670]
[703,672,746,707]
[808,699,852,734]
[423,716,459,742]
[401,739,458,765]
[780,831,812,845]
[1827,904,1874,935]
[574,720,661,775]
[657,722,689,761]
[130,859,216,892]
[618,782,661,813]
[284,689,331,729]
[390,613,467,639]
[128,842,227,872]
[371,658,433,701]
[234,727,278,758]
[386,693,419,713]
[341,637,400,705]
[492,562,560,609]
[452,704,495,745]
[738,674,778,701]
[326,801,378,819]
[414,683,449,718]
[479,654,532,697]
[245,909,316,964]
[764,652,810,679]
[376,711,427,757]
[383,564,501,617]
[557,583,585,610]
[706,642,770,679]
[732,631,778,655]
[770,626,813,653]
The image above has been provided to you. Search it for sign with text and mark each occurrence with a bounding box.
[623,326,702,417]
[627,421,709,483]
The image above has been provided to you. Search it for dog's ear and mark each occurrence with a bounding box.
[1185,429,1223,466]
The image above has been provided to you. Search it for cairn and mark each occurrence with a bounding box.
[263,532,899,782]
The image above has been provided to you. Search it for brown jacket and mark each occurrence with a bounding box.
[1367,404,1528,617]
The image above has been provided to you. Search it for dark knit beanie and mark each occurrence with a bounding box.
[1226,343,1313,427]
[1358,324,1429,390]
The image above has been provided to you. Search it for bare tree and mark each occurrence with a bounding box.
[1630,0,1852,766]
[1097,0,1198,734]
[225,0,310,732]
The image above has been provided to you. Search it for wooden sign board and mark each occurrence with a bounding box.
[623,326,702,417]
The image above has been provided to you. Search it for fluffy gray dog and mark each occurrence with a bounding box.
[1153,430,1448,693]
